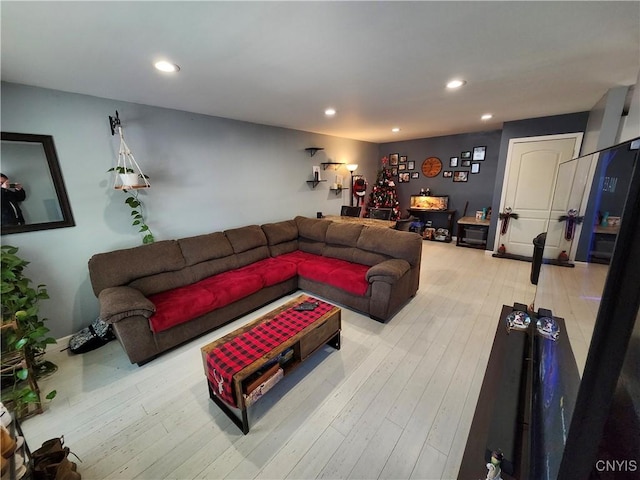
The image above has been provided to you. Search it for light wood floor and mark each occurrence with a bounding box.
[22,242,608,480]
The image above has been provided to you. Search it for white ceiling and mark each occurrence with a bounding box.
[2,1,639,143]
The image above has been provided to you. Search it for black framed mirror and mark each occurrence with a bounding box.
[1,132,75,234]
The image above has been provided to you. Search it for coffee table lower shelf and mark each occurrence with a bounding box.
[202,295,341,434]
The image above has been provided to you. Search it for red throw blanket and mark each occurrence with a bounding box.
[206,297,333,406]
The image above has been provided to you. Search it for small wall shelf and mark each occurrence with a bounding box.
[329,186,347,195]
[114,185,151,190]
[307,179,327,188]
[321,162,345,170]
[305,147,324,157]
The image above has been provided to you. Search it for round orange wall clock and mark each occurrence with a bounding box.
[421,157,442,177]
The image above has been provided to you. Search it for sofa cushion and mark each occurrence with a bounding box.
[178,232,234,266]
[295,216,331,256]
[297,255,369,296]
[324,222,364,263]
[129,268,196,297]
[262,220,298,245]
[235,246,270,268]
[236,257,297,287]
[278,250,318,265]
[148,270,264,333]
[189,255,240,283]
[357,227,422,266]
[148,284,217,333]
[326,222,363,246]
[198,270,264,309]
[262,220,299,257]
[295,216,330,242]
[225,225,267,254]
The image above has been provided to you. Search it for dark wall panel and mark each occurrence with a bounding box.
[379,130,502,225]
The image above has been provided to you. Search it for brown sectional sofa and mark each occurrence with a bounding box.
[88,216,422,365]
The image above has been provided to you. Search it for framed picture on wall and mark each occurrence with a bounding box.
[453,171,469,182]
[408,161,415,170]
[411,172,419,179]
[449,156,458,167]
[443,171,453,178]
[398,163,406,171]
[391,167,398,176]
[389,153,399,165]
[398,172,410,183]
[471,163,481,174]
[461,151,471,159]
[461,159,471,167]
[473,146,486,161]
[400,155,408,162]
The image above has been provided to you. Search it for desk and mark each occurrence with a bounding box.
[457,216,490,249]
[407,208,456,242]
[323,215,396,229]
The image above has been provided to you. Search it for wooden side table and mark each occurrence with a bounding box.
[457,216,490,249]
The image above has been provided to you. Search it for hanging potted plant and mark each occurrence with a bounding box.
[107,111,154,244]
[1,245,57,418]
[108,166,139,187]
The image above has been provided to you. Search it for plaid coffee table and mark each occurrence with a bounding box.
[201,295,341,433]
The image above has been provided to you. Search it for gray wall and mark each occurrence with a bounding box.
[1,82,379,338]
[380,130,502,225]
[379,113,590,250]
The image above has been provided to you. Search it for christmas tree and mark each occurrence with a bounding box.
[365,157,401,220]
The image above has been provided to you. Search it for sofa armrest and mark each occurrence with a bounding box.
[98,286,156,324]
[366,259,410,285]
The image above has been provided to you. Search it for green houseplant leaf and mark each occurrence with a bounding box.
[110,179,155,244]
[1,245,58,418]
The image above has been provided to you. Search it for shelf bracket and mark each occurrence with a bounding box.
[321,162,345,170]
[306,179,326,188]
[305,147,324,157]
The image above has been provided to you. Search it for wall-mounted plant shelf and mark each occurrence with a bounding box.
[306,179,327,188]
[305,147,324,157]
[321,162,345,170]
[329,186,348,195]
[114,185,151,190]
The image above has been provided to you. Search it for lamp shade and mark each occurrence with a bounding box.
[346,164,358,172]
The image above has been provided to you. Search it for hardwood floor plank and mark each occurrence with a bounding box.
[347,418,403,479]
[284,426,345,480]
[410,442,448,480]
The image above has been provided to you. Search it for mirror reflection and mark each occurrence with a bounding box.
[1,132,75,234]
[535,137,640,373]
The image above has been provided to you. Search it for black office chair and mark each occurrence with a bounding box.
[369,208,393,220]
[341,206,361,217]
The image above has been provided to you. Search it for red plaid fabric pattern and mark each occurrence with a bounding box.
[206,297,334,406]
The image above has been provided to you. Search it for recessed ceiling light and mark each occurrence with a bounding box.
[154,61,180,73]
[481,113,493,120]
[325,108,336,116]
[446,79,466,89]
[391,127,400,133]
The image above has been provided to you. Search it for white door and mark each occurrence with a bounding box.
[496,134,583,258]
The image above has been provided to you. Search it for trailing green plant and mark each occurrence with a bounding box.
[108,169,154,244]
[1,245,57,415]
[125,191,155,244]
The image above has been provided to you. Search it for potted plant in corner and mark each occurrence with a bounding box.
[1,245,57,419]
